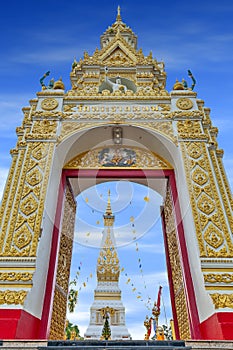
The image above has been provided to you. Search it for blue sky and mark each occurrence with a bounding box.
[0,0,233,339]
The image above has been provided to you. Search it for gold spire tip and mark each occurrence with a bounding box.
[116,5,122,21]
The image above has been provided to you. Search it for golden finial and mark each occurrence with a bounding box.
[104,190,114,226]
[105,190,112,216]
[116,5,122,22]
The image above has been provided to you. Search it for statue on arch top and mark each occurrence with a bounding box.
[104,66,127,93]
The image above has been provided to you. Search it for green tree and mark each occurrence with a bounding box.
[65,319,83,340]
[101,317,111,340]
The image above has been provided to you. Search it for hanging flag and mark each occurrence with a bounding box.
[148,317,152,337]
[130,216,134,222]
[157,286,163,312]
[144,196,150,202]
[85,197,88,203]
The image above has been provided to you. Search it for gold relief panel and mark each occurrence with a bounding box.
[64,147,172,170]
[31,120,58,138]
[177,120,204,139]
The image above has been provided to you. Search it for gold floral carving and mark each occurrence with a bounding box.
[50,184,76,339]
[210,293,233,309]
[203,224,224,249]
[0,290,27,305]
[64,147,172,169]
[192,167,208,186]
[177,120,205,140]
[176,98,193,110]
[0,272,33,282]
[58,122,94,143]
[140,122,175,143]
[41,98,58,110]
[32,111,63,118]
[204,274,233,284]
[49,288,67,340]
[31,120,58,139]
[197,193,215,215]
[163,187,191,339]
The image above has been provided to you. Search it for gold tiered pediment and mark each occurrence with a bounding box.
[69,7,167,96]
[101,45,136,67]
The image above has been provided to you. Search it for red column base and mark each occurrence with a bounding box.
[200,312,233,340]
[0,309,41,339]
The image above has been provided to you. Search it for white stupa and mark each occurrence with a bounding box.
[84,191,131,340]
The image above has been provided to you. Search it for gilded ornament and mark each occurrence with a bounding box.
[0,290,27,305]
[20,194,38,216]
[0,272,33,282]
[203,224,224,249]
[41,98,58,110]
[197,192,215,215]
[49,185,76,339]
[163,188,191,339]
[192,167,208,186]
[210,293,233,309]
[204,273,233,284]
[13,224,33,250]
[26,168,42,187]
[176,98,193,110]
[31,143,48,160]
[64,147,172,170]
[186,143,202,159]
[32,120,57,136]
